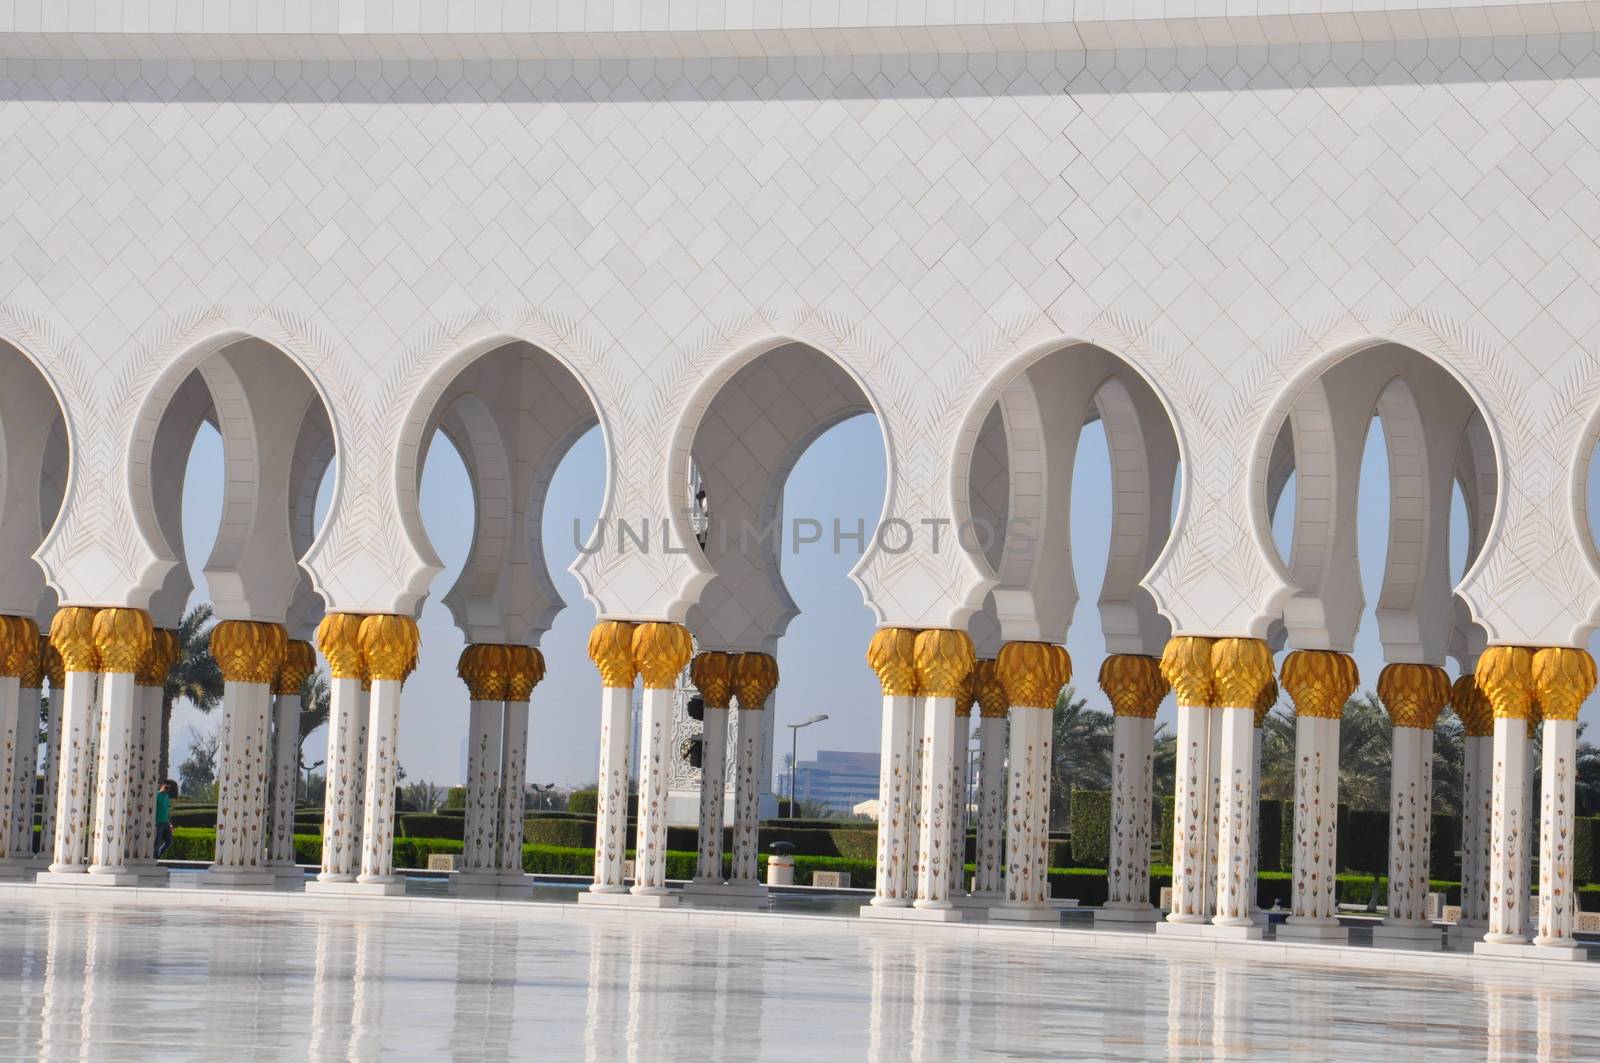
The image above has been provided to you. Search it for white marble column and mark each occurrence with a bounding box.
[1097,654,1166,923]
[82,609,153,885]
[0,670,24,869]
[1166,700,1214,923]
[460,694,504,874]
[946,707,970,898]
[1475,647,1539,953]
[913,693,959,911]
[46,607,99,875]
[630,685,677,895]
[356,676,404,888]
[865,628,918,911]
[37,646,63,862]
[205,620,285,886]
[685,651,734,891]
[992,639,1069,923]
[1210,705,1258,927]
[726,651,777,901]
[1458,728,1493,930]
[312,614,368,885]
[1277,650,1358,939]
[496,689,532,884]
[122,678,166,880]
[266,690,303,880]
[582,622,637,897]
[1104,715,1157,916]
[970,659,1009,900]
[5,669,43,867]
[1373,664,1449,941]
[1528,646,1597,955]
[692,702,729,884]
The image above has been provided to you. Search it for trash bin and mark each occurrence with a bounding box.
[767,841,795,886]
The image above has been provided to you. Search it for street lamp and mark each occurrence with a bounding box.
[786,714,829,819]
[529,782,556,811]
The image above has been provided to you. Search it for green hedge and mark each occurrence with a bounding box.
[1069,791,1110,866]
[1157,796,1175,864]
[395,814,466,840]
[1258,800,1286,873]
[1577,818,1600,887]
[524,818,591,848]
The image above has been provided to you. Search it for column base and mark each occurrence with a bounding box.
[451,873,534,901]
[1093,904,1160,924]
[1446,920,1487,944]
[123,861,171,885]
[1276,919,1349,942]
[39,867,143,888]
[0,858,38,879]
[1156,920,1263,941]
[1476,939,1588,961]
[681,881,769,909]
[859,904,963,923]
[1372,922,1442,945]
[177,868,276,890]
[267,863,307,888]
[577,890,680,909]
[304,878,407,897]
[988,904,1060,923]
[954,893,1001,910]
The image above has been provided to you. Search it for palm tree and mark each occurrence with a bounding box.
[1258,708,1297,800]
[1337,693,1392,809]
[1430,711,1464,818]
[1050,686,1114,828]
[161,603,224,775]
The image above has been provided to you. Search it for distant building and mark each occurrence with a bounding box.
[782,751,880,815]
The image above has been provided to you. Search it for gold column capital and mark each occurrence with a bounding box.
[1253,678,1280,727]
[587,620,638,688]
[358,615,419,683]
[995,640,1071,710]
[274,639,318,696]
[1159,635,1215,707]
[1476,645,1536,721]
[912,628,975,700]
[0,616,40,679]
[690,651,735,709]
[1280,649,1359,720]
[211,620,288,684]
[49,606,100,673]
[1531,647,1597,722]
[731,651,779,710]
[92,608,153,675]
[1210,637,1273,709]
[1098,654,1167,718]
[316,612,369,681]
[135,628,179,688]
[632,622,693,690]
[41,637,63,688]
[505,645,545,703]
[1376,662,1452,729]
[1450,674,1493,737]
[866,627,919,697]
[457,643,509,701]
[18,631,45,689]
[972,658,1010,719]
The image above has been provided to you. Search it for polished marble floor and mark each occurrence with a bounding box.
[0,897,1593,1061]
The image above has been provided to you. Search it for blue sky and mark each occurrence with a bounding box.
[170,409,1600,787]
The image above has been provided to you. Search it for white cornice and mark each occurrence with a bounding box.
[0,2,1593,63]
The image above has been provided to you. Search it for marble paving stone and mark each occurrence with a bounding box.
[0,898,1598,1060]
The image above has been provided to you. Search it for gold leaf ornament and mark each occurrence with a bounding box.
[316,613,369,681]
[866,627,919,697]
[632,622,693,690]
[505,645,546,703]
[1531,647,1597,722]
[92,608,154,675]
[1376,663,1452,729]
[358,615,419,683]
[912,628,975,700]
[1449,674,1493,737]
[1474,646,1536,721]
[731,652,779,710]
[996,641,1071,709]
[275,639,319,696]
[1279,649,1359,720]
[587,621,638,688]
[49,606,100,674]
[1159,635,1215,707]
[0,616,40,679]
[972,658,1010,718]
[690,651,735,709]
[1098,654,1167,718]
[457,643,510,701]
[1210,637,1273,709]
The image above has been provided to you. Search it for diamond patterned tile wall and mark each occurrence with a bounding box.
[1,8,1599,649]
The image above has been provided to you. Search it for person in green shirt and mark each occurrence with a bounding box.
[154,779,176,858]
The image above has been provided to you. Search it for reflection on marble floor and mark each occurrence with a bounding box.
[0,902,1596,1061]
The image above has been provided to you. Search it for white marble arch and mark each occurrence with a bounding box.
[283,404,336,642]
[0,339,70,618]
[391,333,610,628]
[1446,413,1495,672]
[952,341,1179,653]
[663,338,889,631]
[1252,342,1494,665]
[408,340,599,647]
[684,344,876,654]
[126,333,338,624]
